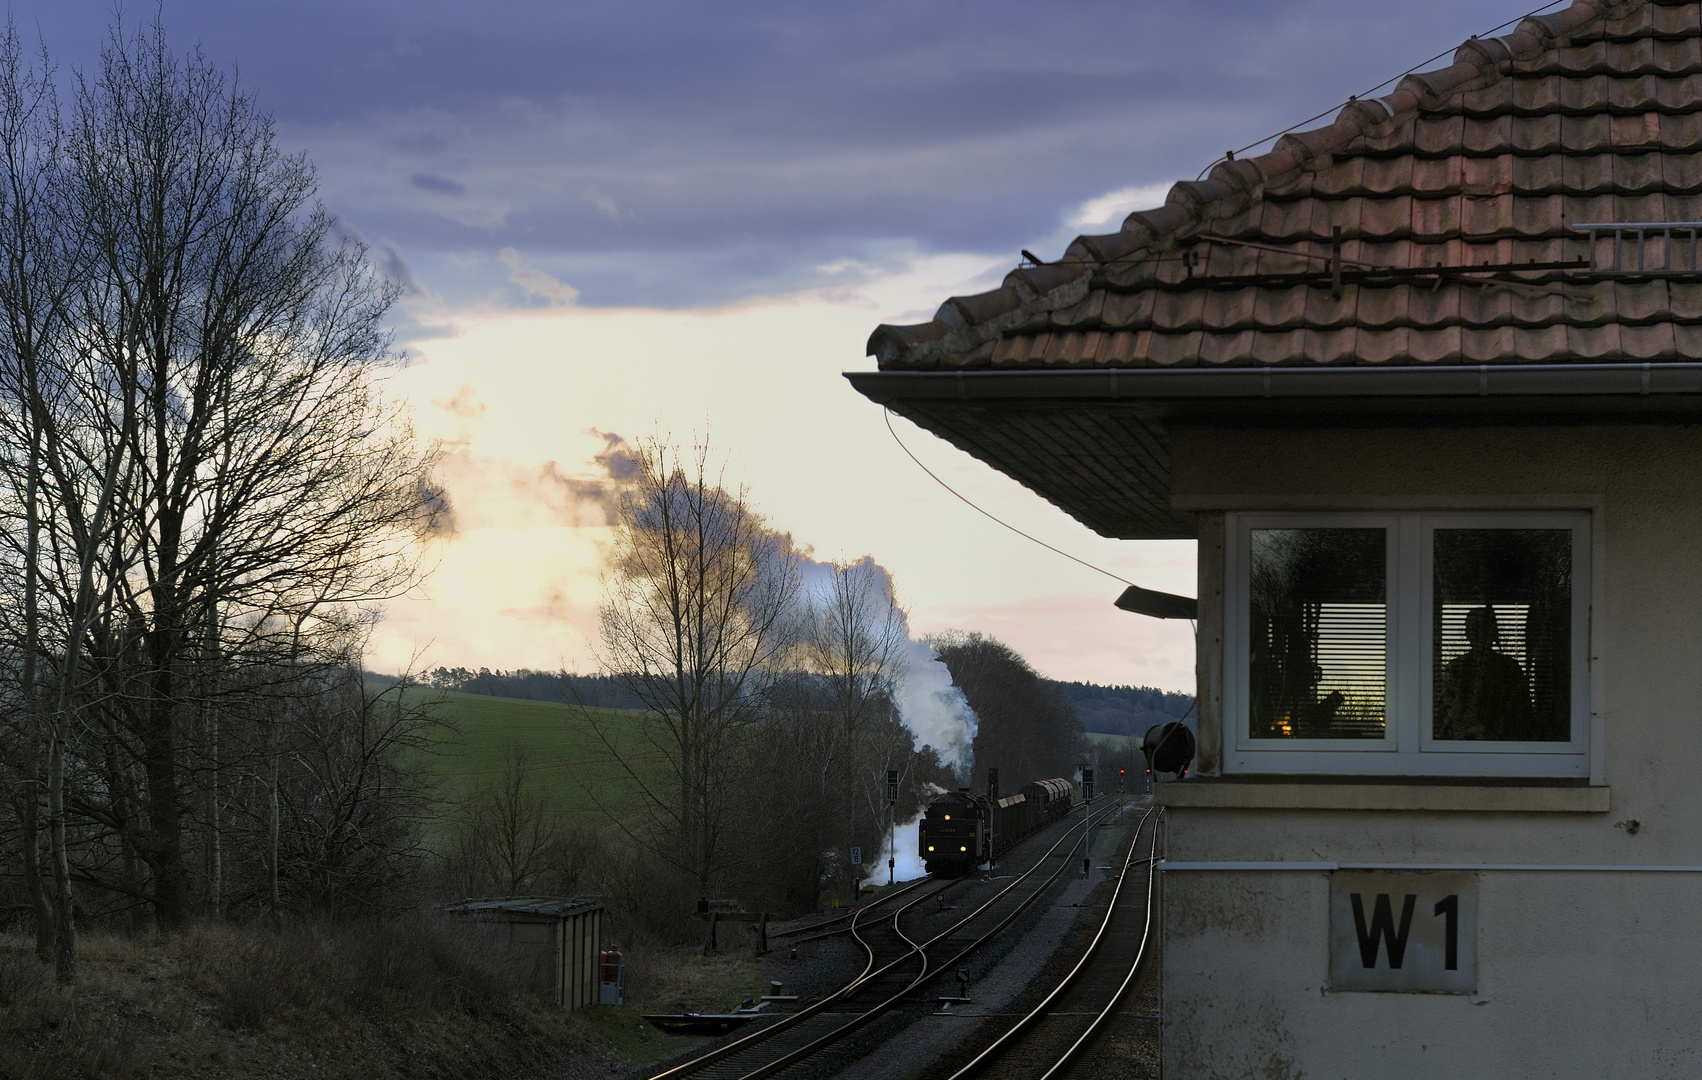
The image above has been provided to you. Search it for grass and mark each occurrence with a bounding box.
[0,922,622,1080]
[573,950,769,1065]
[1085,731,1143,751]
[576,1007,704,1066]
[413,690,667,825]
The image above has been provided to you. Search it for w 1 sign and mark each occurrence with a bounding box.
[1328,872,1478,993]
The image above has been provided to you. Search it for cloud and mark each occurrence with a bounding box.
[367,425,638,674]
[583,185,621,221]
[498,247,580,307]
[433,383,487,418]
[1066,182,1173,232]
[409,172,467,196]
[588,428,639,480]
[413,475,457,538]
[427,428,637,535]
[27,0,1489,309]
[432,452,615,531]
[536,460,622,526]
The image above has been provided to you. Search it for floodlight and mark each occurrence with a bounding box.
[1114,585,1197,620]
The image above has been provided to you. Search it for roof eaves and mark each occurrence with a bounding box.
[865,0,1631,371]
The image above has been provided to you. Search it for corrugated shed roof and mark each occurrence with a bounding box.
[868,0,1702,372]
[442,897,601,919]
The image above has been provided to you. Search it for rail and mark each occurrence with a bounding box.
[774,874,937,944]
[731,797,1128,1080]
[645,795,1129,1080]
[944,805,1163,1080]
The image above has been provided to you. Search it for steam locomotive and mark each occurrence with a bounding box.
[918,777,1077,877]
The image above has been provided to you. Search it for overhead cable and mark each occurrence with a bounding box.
[1194,0,1570,181]
[883,408,1134,587]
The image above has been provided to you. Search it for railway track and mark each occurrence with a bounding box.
[645,797,1129,1080]
[775,874,942,945]
[942,806,1163,1080]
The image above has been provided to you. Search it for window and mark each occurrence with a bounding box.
[1225,512,1590,777]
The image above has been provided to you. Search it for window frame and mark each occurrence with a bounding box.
[1223,509,1592,778]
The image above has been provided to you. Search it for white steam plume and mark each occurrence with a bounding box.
[797,553,980,781]
[863,811,921,885]
[862,782,949,887]
[893,638,977,781]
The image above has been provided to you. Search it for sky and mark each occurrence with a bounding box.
[12,1,1545,690]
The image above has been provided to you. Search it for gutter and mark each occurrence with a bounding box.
[844,362,1702,403]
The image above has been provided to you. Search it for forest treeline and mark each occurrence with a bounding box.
[422,667,1193,740]
[421,668,650,710]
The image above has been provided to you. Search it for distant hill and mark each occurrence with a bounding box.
[1051,681,1194,737]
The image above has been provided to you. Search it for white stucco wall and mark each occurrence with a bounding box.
[1159,422,1702,1079]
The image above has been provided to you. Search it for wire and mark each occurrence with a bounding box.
[1193,0,1568,180]
[883,408,1134,587]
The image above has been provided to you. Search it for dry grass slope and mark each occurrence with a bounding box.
[0,920,622,1080]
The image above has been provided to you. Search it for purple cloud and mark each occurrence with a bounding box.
[12,1,1524,308]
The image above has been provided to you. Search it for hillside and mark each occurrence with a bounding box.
[1052,681,1193,736]
[412,689,660,824]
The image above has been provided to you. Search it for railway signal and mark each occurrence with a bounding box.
[886,769,899,885]
[1079,764,1094,877]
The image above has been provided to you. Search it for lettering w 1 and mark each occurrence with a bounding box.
[1350,892,1459,970]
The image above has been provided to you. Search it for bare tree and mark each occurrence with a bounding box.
[801,557,907,902]
[0,21,114,981]
[457,750,562,896]
[592,437,799,897]
[0,16,438,967]
[269,664,442,914]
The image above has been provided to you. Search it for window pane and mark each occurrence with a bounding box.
[1249,529,1387,740]
[1433,529,1571,742]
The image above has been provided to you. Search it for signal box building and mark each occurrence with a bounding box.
[850,1,1702,1075]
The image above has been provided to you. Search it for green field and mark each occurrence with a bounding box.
[1085,731,1142,751]
[412,689,664,823]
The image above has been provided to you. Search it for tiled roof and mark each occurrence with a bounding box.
[868,0,1702,371]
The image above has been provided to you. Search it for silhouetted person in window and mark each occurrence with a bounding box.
[1437,605,1533,740]
[1273,626,1346,737]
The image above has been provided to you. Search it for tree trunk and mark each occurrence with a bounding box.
[20,418,52,959]
[16,741,53,962]
[205,706,221,918]
[142,670,188,931]
[47,729,74,983]
[267,745,281,929]
[100,738,152,937]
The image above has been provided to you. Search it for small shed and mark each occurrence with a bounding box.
[442,897,604,1010]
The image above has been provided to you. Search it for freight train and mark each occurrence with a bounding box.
[918,778,1077,877]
